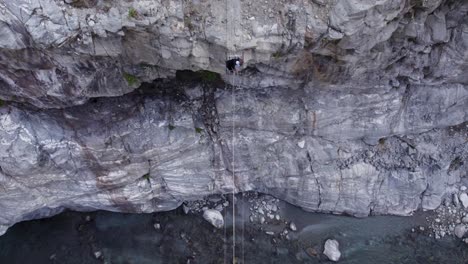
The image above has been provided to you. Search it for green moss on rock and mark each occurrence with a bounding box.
[197,70,220,83]
[123,73,139,86]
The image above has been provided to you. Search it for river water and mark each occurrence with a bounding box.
[0,193,467,264]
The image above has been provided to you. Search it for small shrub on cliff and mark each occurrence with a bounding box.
[197,70,220,83]
[272,51,283,59]
[142,173,150,183]
[0,99,4,107]
[128,8,138,19]
[195,127,203,134]
[184,16,194,31]
[123,73,139,86]
[378,138,386,145]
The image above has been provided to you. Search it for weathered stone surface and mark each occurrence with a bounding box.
[203,209,224,229]
[323,239,341,262]
[0,0,467,107]
[0,81,466,235]
[0,0,466,236]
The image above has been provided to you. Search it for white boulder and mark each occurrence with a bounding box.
[202,209,224,229]
[323,239,341,262]
[290,222,297,231]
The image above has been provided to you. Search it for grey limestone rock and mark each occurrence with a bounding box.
[0,0,466,236]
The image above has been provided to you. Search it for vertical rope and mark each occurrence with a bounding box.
[223,1,229,263]
[231,73,236,264]
[225,0,243,262]
[229,2,236,263]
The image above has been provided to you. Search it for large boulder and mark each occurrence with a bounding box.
[202,210,224,229]
[323,239,341,262]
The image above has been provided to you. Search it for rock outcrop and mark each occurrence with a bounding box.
[0,0,467,107]
[0,0,466,235]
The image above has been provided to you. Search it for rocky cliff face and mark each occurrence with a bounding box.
[0,0,466,235]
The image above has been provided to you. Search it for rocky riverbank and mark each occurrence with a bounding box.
[2,193,467,263]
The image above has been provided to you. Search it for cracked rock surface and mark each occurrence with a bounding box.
[0,0,467,235]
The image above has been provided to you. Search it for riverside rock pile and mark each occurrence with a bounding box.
[189,193,301,241]
[428,186,468,243]
[182,195,230,214]
[248,195,281,225]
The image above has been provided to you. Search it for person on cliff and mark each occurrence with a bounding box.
[226,57,243,75]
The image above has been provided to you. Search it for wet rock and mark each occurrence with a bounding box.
[306,247,318,257]
[93,251,102,259]
[202,209,224,229]
[183,204,190,214]
[323,239,341,262]
[290,222,297,231]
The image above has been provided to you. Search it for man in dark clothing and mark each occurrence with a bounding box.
[226,57,243,74]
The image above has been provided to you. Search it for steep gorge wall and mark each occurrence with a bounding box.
[0,0,466,235]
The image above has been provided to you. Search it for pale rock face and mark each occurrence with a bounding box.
[0,0,466,236]
[323,239,341,262]
[0,0,466,108]
[202,209,224,229]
